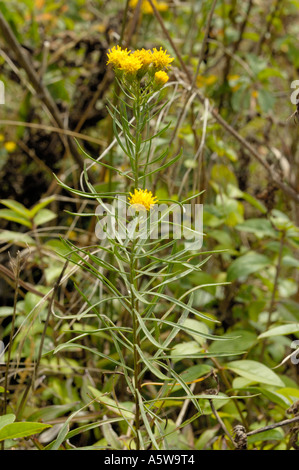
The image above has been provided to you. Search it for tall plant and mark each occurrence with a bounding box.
[54,45,227,450]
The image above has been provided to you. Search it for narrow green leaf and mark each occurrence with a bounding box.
[0,209,32,228]
[136,345,171,381]
[0,199,31,218]
[29,196,55,218]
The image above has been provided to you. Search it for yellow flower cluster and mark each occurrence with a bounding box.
[0,135,17,153]
[129,188,158,211]
[151,47,173,70]
[107,45,173,82]
[131,48,153,68]
[4,142,16,153]
[120,55,143,74]
[129,0,168,14]
[106,45,133,70]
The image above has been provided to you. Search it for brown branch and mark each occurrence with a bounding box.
[209,398,237,448]
[0,11,92,178]
[147,0,192,82]
[1,253,21,420]
[148,1,299,205]
[182,86,299,204]
[256,0,281,56]
[192,0,218,88]
[16,262,69,420]
[232,415,299,450]
[0,120,106,146]
[219,0,253,110]
[247,416,299,436]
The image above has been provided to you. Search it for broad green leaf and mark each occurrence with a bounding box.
[227,252,271,281]
[236,219,277,239]
[0,422,51,441]
[208,229,233,248]
[257,67,284,81]
[33,208,56,226]
[0,414,15,431]
[255,387,291,408]
[258,323,299,339]
[0,306,15,317]
[226,360,284,387]
[247,428,284,444]
[182,319,210,346]
[197,393,230,415]
[0,230,35,245]
[276,387,299,401]
[282,256,299,268]
[231,85,250,112]
[233,387,290,409]
[278,279,298,298]
[209,330,257,354]
[257,89,276,112]
[171,341,203,362]
[270,210,294,231]
[245,53,268,75]
[210,164,238,189]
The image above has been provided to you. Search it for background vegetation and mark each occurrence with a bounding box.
[0,0,299,450]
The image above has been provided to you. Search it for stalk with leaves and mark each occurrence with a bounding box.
[54,45,228,450]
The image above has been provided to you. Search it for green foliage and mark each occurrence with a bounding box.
[1,0,299,452]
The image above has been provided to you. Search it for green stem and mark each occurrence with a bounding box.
[130,241,141,449]
[134,84,142,189]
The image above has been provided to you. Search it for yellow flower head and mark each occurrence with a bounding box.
[129,188,158,211]
[196,75,218,88]
[119,55,143,74]
[129,0,168,14]
[131,48,153,69]
[107,45,131,69]
[154,70,169,85]
[4,141,17,153]
[151,47,174,69]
